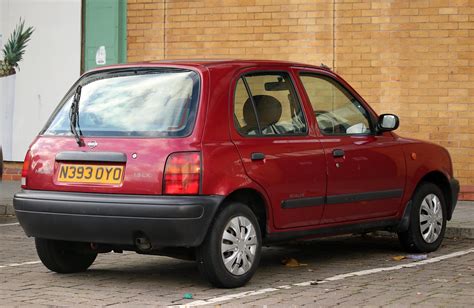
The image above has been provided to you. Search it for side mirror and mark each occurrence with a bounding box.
[377,114,399,132]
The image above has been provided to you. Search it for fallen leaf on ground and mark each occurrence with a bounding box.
[392,255,406,261]
[281,257,307,267]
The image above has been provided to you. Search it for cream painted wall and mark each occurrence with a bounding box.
[0,0,81,161]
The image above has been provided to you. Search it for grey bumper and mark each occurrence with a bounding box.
[14,190,223,248]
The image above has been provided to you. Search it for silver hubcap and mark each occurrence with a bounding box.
[221,216,258,276]
[419,194,443,243]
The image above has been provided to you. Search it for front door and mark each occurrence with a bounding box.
[298,71,405,224]
[230,70,327,229]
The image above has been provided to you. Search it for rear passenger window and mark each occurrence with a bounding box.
[234,72,307,136]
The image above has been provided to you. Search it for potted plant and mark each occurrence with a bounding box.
[0,19,34,161]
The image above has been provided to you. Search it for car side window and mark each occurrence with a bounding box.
[234,72,307,136]
[299,74,372,135]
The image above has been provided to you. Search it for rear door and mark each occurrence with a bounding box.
[230,69,327,229]
[297,70,405,223]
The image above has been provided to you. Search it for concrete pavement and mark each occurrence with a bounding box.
[1,180,473,306]
[0,223,473,306]
[1,180,473,238]
[445,201,474,239]
[0,180,18,216]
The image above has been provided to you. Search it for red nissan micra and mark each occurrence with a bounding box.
[14,60,459,288]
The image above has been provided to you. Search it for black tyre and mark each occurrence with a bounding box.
[196,202,262,288]
[398,182,447,253]
[35,238,97,273]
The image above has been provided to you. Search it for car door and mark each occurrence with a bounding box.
[297,70,406,224]
[230,69,327,229]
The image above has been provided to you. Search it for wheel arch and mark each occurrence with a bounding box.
[416,170,454,220]
[219,188,269,238]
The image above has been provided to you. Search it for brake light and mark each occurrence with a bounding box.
[21,150,32,189]
[163,152,201,195]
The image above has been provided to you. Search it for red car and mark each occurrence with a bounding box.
[14,60,459,288]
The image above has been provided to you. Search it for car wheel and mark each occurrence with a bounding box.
[398,182,447,253]
[35,238,97,273]
[196,202,262,288]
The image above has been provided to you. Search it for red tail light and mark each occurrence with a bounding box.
[163,152,201,195]
[21,150,32,189]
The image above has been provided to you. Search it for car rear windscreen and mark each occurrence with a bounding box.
[43,68,200,137]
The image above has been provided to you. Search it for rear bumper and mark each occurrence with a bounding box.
[14,190,223,248]
[448,178,460,220]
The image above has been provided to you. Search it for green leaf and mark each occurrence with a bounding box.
[2,18,35,75]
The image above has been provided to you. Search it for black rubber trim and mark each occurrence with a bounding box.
[397,200,413,232]
[281,196,325,209]
[326,189,403,205]
[14,190,221,218]
[281,189,403,209]
[265,219,399,243]
[14,190,224,248]
[448,177,460,221]
[56,151,127,163]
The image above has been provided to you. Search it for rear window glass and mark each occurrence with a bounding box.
[43,69,200,137]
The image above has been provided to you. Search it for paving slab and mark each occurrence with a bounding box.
[0,223,473,307]
[0,180,19,216]
[446,201,474,239]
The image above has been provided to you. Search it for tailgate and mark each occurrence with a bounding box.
[26,136,198,195]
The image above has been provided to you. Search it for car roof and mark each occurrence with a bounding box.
[87,59,331,73]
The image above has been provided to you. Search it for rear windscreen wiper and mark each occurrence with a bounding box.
[69,85,84,146]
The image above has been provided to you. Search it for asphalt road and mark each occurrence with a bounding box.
[0,220,473,307]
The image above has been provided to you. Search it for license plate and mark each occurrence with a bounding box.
[57,164,124,184]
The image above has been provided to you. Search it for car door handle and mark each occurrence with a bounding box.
[332,149,345,158]
[251,152,265,161]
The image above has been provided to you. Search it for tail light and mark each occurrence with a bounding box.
[163,152,201,195]
[21,150,32,189]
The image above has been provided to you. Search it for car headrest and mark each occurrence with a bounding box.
[243,95,282,130]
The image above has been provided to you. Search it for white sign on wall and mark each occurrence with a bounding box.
[96,46,106,65]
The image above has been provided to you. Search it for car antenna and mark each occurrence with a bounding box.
[320,63,331,70]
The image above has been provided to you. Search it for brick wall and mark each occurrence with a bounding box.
[334,0,474,200]
[1,162,22,181]
[128,0,474,199]
[128,0,334,64]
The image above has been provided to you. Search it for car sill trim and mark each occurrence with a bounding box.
[326,189,403,205]
[281,189,403,209]
[281,196,325,209]
[265,218,399,243]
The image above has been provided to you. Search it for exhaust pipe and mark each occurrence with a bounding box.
[135,235,152,251]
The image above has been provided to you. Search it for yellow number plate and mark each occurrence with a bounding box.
[57,164,124,184]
